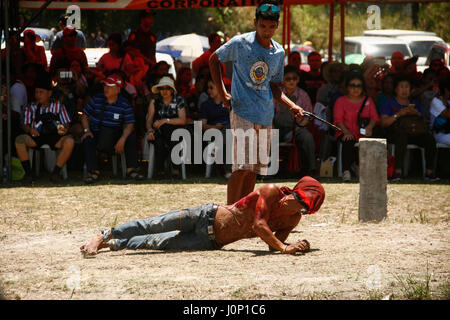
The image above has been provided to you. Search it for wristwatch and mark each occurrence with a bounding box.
[166,118,170,123]
[83,128,90,133]
[393,114,398,119]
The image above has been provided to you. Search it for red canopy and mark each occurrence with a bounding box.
[19,0,333,10]
[19,0,444,10]
[18,0,446,61]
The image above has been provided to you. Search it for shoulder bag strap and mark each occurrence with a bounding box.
[357,96,369,122]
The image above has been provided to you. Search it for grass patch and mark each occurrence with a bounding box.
[436,279,450,300]
[395,266,433,300]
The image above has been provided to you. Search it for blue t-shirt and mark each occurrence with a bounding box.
[380,97,424,117]
[83,94,135,132]
[199,98,230,127]
[216,31,285,126]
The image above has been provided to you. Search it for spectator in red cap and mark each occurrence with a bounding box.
[80,176,325,256]
[390,51,405,74]
[192,33,223,77]
[51,13,86,53]
[127,10,157,68]
[49,26,88,77]
[80,74,144,184]
[402,56,422,87]
[21,29,47,67]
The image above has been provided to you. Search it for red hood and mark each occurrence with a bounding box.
[280,176,325,214]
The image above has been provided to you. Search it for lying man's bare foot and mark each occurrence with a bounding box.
[80,233,109,257]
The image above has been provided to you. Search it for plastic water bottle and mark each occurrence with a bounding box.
[36,121,43,133]
[285,133,291,142]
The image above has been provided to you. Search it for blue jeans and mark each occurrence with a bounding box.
[104,203,222,251]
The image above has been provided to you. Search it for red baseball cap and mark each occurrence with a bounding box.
[101,74,123,88]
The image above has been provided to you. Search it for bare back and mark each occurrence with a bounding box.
[214,184,304,247]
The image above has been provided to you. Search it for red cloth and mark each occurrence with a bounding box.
[280,176,325,214]
[21,45,47,67]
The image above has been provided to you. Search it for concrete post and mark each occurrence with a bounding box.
[358,138,387,222]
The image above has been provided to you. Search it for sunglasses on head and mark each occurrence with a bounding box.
[259,4,279,13]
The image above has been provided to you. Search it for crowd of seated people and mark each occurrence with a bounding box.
[276,49,449,182]
[1,10,449,184]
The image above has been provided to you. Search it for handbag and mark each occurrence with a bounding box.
[396,114,428,136]
[357,96,370,129]
[96,100,123,154]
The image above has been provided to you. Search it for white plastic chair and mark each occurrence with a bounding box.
[142,138,186,180]
[111,153,127,178]
[391,144,426,177]
[28,144,68,180]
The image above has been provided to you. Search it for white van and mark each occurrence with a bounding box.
[362,30,445,66]
[345,36,413,62]
[363,29,436,37]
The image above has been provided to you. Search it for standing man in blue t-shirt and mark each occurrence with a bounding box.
[210,0,305,204]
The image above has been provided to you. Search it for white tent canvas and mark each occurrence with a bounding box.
[156,33,209,63]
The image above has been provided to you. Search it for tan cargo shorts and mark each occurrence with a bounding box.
[230,110,272,175]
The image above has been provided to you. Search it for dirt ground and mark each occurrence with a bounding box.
[0,179,449,300]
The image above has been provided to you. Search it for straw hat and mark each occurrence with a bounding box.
[152,76,177,94]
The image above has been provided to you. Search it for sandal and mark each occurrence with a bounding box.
[127,169,144,181]
[84,171,100,184]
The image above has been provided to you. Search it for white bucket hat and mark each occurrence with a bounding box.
[152,76,177,94]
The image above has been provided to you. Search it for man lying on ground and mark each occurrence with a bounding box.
[80,176,325,257]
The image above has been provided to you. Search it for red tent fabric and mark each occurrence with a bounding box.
[19,0,445,10]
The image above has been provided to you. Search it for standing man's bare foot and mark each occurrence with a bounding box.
[80,233,109,257]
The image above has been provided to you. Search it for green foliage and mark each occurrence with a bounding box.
[18,3,450,52]
[417,3,450,42]
[395,269,433,300]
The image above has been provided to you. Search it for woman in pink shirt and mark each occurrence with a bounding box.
[97,33,132,79]
[333,72,379,181]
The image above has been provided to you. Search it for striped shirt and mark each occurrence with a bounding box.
[83,94,135,132]
[22,100,71,129]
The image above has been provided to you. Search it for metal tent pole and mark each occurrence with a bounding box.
[328,1,335,62]
[5,0,12,181]
[340,0,345,64]
[0,0,3,181]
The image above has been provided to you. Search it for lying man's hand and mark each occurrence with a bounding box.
[293,239,310,252]
[282,240,310,254]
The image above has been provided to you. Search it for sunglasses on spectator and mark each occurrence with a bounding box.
[348,83,363,88]
[284,77,298,82]
[159,86,172,91]
[259,4,280,13]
